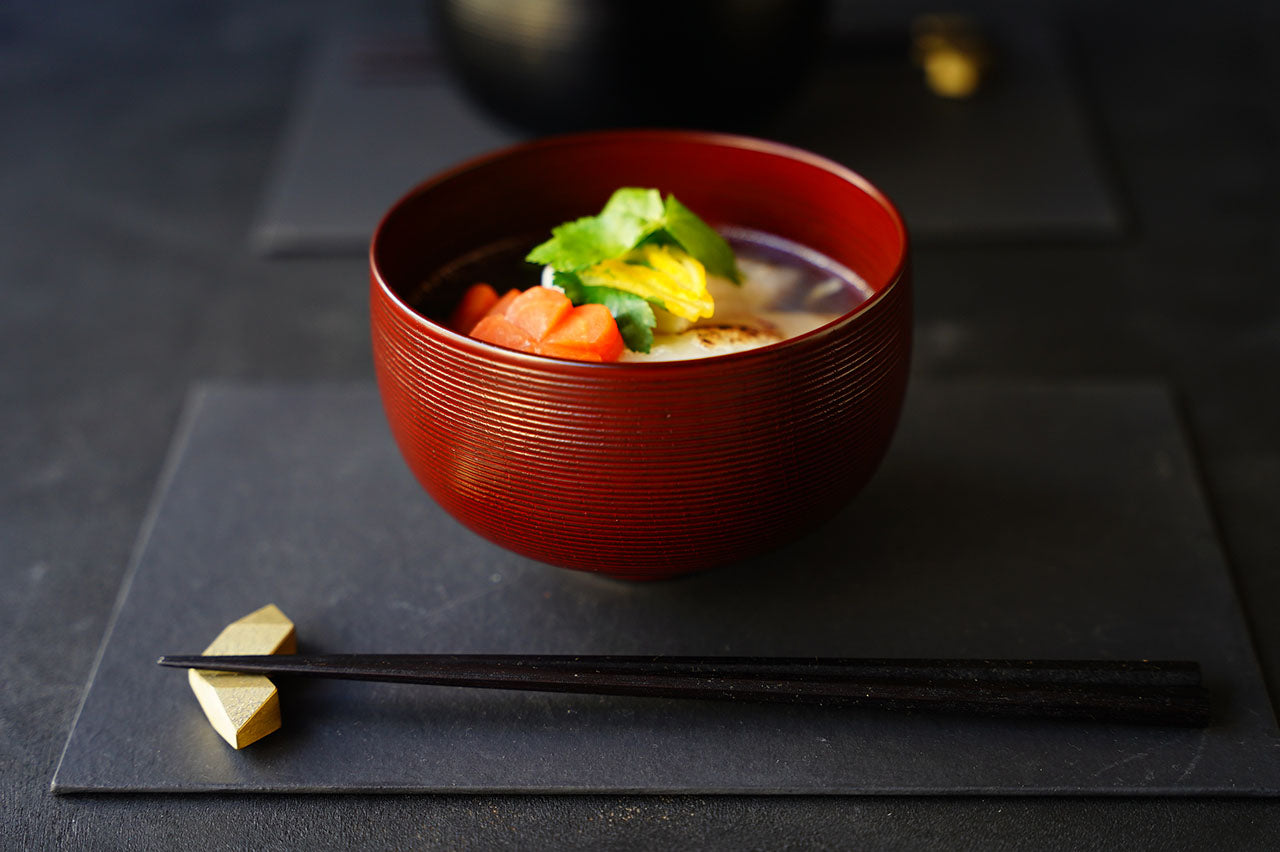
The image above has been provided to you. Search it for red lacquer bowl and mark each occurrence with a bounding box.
[370,131,911,580]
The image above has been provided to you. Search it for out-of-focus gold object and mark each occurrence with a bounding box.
[188,604,296,749]
[911,14,993,99]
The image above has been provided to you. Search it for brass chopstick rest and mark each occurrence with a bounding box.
[186,604,296,748]
[911,14,993,99]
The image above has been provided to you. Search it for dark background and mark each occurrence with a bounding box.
[3,0,1277,847]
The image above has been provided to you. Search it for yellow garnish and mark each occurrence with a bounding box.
[578,245,714,322]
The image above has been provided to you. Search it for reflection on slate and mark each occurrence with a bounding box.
[252,6,1122,255]
[54,383,1280,794]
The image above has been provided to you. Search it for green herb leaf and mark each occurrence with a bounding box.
[660,195,741,283]
[527,188,740,284]
[585,287,656,354]
[551,270,587,301]
[526,215,625,271]
[600,187,665,236]
[554,271,656,354]
[528,188,664,272]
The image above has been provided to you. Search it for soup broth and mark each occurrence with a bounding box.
[415,228,872,360]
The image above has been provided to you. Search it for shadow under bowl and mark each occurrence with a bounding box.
[370,130,911,580]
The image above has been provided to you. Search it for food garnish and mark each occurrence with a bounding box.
[526,188,741,353]
[453,283,624,363]
[449,189,741,360]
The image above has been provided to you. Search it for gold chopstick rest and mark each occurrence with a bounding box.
[188,604,296,749]
[911,14,993,99]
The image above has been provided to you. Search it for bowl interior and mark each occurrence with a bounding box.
[372,132,907,331]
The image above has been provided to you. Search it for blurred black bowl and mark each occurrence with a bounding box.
[433,0,829,134]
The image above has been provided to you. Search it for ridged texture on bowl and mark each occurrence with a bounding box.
[371,132,911,579]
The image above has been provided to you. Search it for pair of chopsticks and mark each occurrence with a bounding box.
[157,654,1211,727]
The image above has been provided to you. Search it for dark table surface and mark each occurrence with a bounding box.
[3,0,1277,848]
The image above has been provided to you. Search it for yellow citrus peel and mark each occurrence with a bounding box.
[578,245,714,322]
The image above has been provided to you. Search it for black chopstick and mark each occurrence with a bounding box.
[158,654,1211,727]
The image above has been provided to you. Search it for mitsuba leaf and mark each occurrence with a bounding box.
[527,188,740,284]
[660,195,741,283]
[599,187,665,236]
[584,286,656,354]
[528,188,664,272]
[526,216,623,272]
[552,270,587,302]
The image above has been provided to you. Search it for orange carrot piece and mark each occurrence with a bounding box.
[542,303,625,362]
[485,288,521,319]
[534,342,605,362]
[460,285,625,362]
[504,286,573,340]
[448,283,499,333]
[469,314,537,353]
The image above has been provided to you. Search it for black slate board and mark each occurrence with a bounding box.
[53,382,1280,794]
[251,4,1123,254]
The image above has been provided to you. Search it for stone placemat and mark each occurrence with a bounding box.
[251,4,1123,255]
[53,382,1280,794]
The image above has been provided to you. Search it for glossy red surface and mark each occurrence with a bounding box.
[370,131,911,579]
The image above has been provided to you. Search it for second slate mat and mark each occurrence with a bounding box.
[252,4,1122,254]
[54,382,1280,794]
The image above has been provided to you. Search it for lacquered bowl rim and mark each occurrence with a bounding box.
[369,129,910,371]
